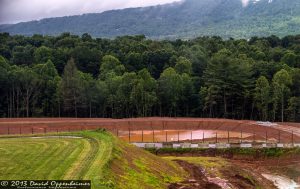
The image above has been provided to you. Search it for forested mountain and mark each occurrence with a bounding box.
[0,32,300,121]
[1,0,300,39]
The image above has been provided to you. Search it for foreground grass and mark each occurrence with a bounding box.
[0,136,86,179]
[0,131,186,189]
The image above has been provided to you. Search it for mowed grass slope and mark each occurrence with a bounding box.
[0,130,186,189]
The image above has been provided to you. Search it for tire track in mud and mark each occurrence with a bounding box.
[168,160,222,189]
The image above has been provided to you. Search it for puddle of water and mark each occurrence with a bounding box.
[262,173,300,189]
[118,130,252,143]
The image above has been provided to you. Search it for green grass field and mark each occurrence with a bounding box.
[0,130,186,189]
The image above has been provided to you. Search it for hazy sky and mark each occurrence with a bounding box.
[0,0,181,24]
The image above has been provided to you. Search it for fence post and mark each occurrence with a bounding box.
[266,131,268,143]
[128,129,131,143]
[227,130,229,143]
[166,131,168,142]
[177,131,180,143]
[215,132,218,143]
[240,130,243,143]
[153,130,155,143]
[142,130,144,142]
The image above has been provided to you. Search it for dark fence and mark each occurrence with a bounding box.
[1,126,298,145]
[0,119,299,144]
[116,129,299,144]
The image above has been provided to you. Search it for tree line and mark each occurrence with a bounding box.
[0,33,300,121]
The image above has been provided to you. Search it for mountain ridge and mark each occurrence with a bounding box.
[1,0,300,39]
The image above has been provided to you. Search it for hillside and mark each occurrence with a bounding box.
[1,0,300,39]
[0,130,186,189]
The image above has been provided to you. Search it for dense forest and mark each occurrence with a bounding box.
[0,32,300,121]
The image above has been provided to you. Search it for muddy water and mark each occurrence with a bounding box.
[118,130,253,143]
[262,174,300,189]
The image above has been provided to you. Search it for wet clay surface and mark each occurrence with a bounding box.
[168,160,222,189]
[168,158,278,189]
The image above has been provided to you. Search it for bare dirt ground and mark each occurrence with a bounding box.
[168,160,222,189]
[0,118,299,142]
[277,122,300,128]
[231,156,300,185]
[166,154,300,189]
[167,158,278,189]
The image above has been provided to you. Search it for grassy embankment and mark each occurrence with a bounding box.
[0,130,186,189]
[147,147,300,158]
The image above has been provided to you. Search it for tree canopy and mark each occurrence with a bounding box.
[0,33,300,121]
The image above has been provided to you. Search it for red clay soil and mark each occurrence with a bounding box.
[166,154,300,189]
[0,118,299,142]
[229,156,300,187]
[277,122,300,128]
[168,160,222,189]
[169,159,276,189]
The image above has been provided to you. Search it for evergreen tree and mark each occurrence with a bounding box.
[61,58,81,117]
